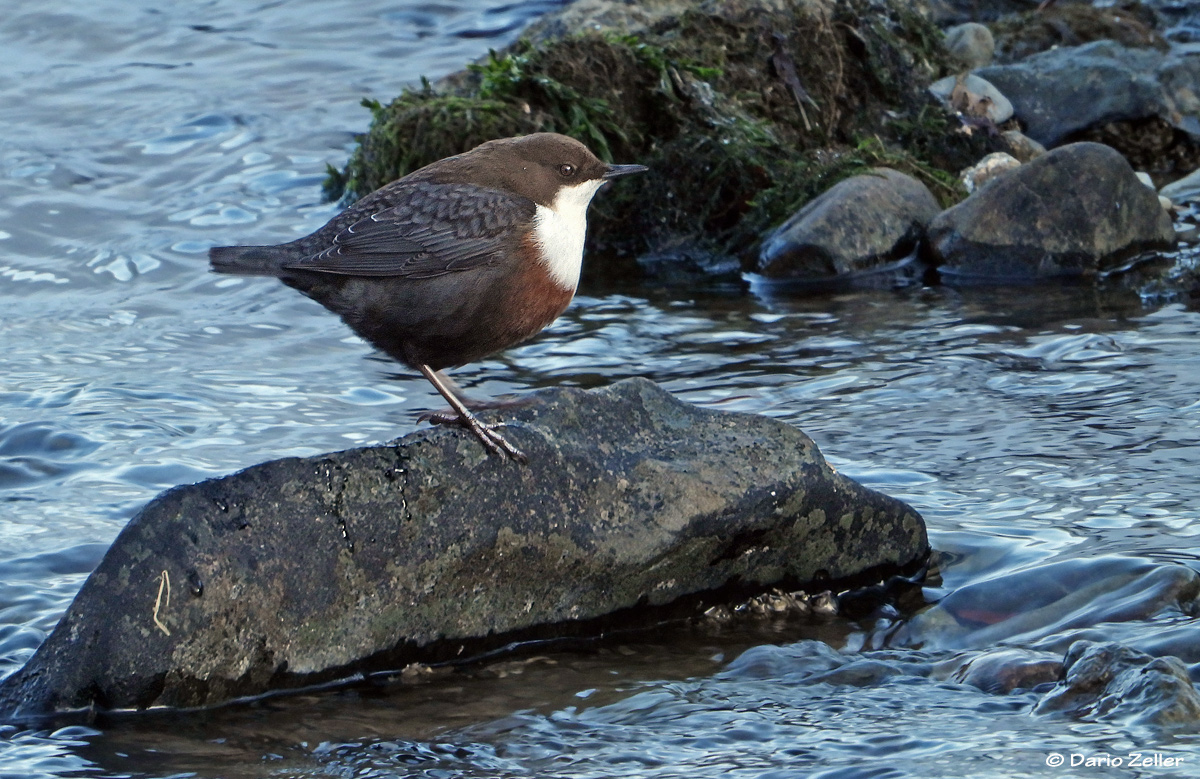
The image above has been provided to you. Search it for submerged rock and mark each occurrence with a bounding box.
[945,648,1061,695]
[636,244,744,285]
[892,556,1200,650]
[928,142,1176,281]
[1035,641,1200,729]
[757,169,939,282]
[0,379,927,719]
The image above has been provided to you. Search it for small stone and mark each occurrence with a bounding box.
[1160,195,1175,213]
[944,22,995,69]
[929,73,1014,125]
[704,604,733,623]
[400,663,434,681]
[811,591,837,616]
[1000,130,1045,163]
[960,152,1021,193]
[1135,171,1155,190]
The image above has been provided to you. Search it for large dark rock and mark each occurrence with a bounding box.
[756,169,940,282]
[976,41,1200,147]
[0,378,927,719]
[928,142,1176,281]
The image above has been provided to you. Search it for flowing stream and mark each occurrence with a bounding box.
[2,1,1200,777]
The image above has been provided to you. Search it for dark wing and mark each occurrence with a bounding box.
[283,183,534,278]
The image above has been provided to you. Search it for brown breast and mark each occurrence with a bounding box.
[498,234,575,344]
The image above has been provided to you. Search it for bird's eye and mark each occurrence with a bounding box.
[558,163,576,177]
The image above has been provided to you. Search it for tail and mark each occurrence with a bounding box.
[208,245,293,276]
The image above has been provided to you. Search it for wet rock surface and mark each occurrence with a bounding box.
[1035,641,1200,729]
[636,245,744,285]
[0,379,927,719]
[945,648,1062,695]
[928,142,1176,280]
[756,169,940,281]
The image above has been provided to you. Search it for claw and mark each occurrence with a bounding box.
[418,365,527,463]
[429,410,526,463]
[470,418,527,463]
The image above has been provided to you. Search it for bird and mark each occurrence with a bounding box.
[209,132,647,462]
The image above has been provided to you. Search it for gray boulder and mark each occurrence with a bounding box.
[0,378,927,719]
[976,40,1200,147]
[928,142,1176,281]
[757,169,940,281]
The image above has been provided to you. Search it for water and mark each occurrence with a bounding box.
[3,1,1200,777]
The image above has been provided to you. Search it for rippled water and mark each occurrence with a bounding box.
[3,1,1200,777]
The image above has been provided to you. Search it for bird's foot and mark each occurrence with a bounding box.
[420,395,531,420]
[426,410,527,463]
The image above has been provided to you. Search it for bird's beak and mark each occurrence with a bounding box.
[603,163,649,179]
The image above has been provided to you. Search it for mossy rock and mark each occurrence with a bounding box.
[329,0,1000,275]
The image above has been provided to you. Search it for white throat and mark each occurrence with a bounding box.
[532,179,605,290]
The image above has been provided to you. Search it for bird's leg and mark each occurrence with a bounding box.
[419,369,533,424]
[418,365,527,463]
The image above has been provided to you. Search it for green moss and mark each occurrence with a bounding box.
[326,90,542,201]
[329,0,996,265]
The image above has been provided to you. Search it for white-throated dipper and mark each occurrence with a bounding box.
[209,132,647,462]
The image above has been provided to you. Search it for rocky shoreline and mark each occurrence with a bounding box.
[327,0,1200,294]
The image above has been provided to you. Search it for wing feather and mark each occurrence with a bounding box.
[282,184,533,278]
